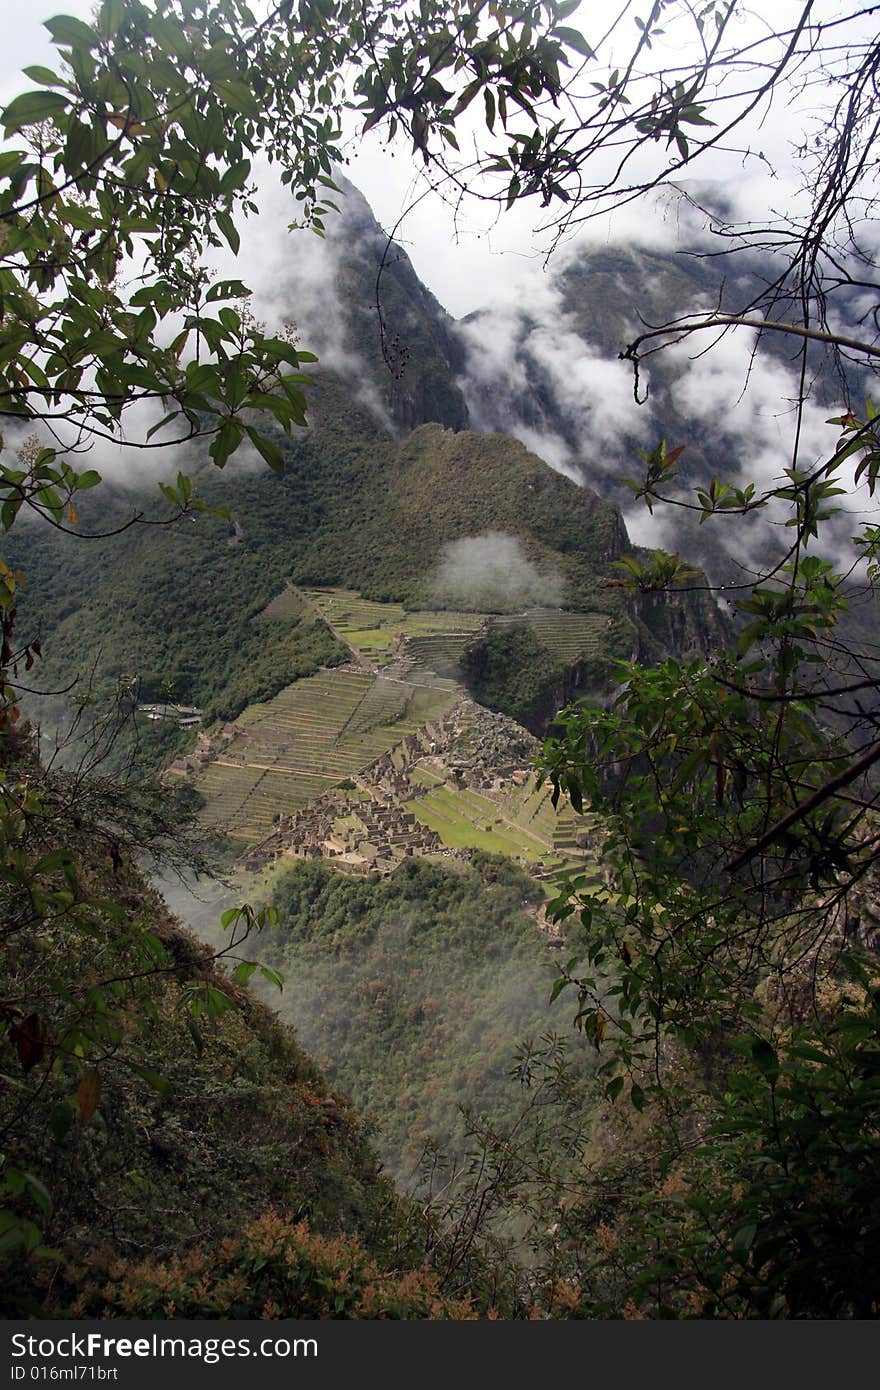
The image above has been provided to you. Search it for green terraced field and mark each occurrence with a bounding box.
[346,677,413,733]
[302,587,488,667]
[404,632,476,680]
[405,760,601,886]
[195,669,454,842]
[195,762,337,842]
[408,780,562,863]
[195,581,609,857]
[492,609,609,663]
[495,779,561,842]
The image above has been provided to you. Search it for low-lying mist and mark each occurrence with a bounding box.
[155,855,597,1186]
[429,532,563,612]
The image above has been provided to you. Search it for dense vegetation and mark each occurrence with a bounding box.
[9,400,631,733]
[0,738,439,1316]
[263,854,596,1179]
[461,625,569,733]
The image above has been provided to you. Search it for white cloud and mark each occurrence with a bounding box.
[430,532,563,611]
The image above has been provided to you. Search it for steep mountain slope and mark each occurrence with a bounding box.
[0,737,474,1317]
[262,854,598,1180]
[454,232,867,579]
[6,181,732,762]
[8,409,635,729]
[327,178,470,432]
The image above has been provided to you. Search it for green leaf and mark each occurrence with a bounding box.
[205,279,251,303]
[73,469,101,490]
[605,1076,625,1102]
[204,986,236,1017]
[150,14,192,59]
[186,1015,203,1056]
[736,620,766,658]
[209,418,244,468]
[214,80,259,117]
[32,849,75,876]
[98,0,126,37]
[215,210,240,256]
[220,159,251,195]
[21,66,67,88]
[549,975,568,1004]
[733,1221,757,1254]
[245,425,284,473]
[1,499,22,532]
[44,15,99,49]
[3,90,70,134]
[0,150,23,179]
[146,412,180,441]
[232,960,258,984]
[554,26,594,59]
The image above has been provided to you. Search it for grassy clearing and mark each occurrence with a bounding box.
[405,759,601,883]
[407,796,531,857]
[408,780,564,863]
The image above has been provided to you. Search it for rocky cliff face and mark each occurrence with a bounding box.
[325,179,470,432]
[632,584,730,664]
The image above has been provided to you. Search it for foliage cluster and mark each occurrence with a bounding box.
[406,966,880,1318]
[77,1210,476,1319]
[528,450,880,1315]
[467,961,873,1317]
[263,854,597,1179]
[563,968,880,1319]
[461,623,569,732]
[0,754,428,1314]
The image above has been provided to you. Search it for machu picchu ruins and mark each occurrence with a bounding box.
[165,586,605,902]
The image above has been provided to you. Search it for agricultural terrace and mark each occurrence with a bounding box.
[303,588,489,668]
[257,585,308,622]
[490,609,610,663]
[195,668,454,841]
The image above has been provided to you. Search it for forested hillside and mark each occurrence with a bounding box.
[7,179,730,745]
[263,855,597,1178]
[0,732,483,1318]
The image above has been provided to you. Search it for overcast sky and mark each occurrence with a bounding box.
[0,1,590,315]
[0,1,826,318]
[4,3,876,564]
